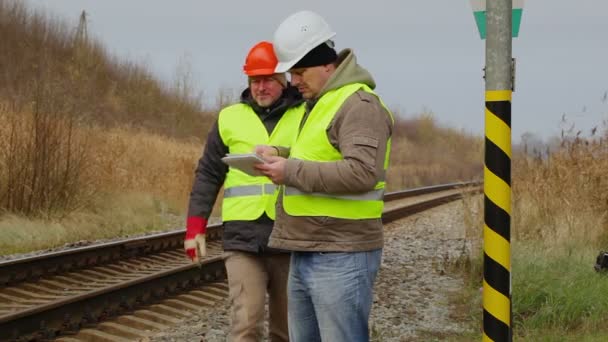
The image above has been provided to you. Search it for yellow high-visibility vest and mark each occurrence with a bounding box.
[283,83,393,219]
[218,103,304,221]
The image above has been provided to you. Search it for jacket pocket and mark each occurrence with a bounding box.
[353,135,379,148]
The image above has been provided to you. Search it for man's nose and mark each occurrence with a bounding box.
[258,79,272,89]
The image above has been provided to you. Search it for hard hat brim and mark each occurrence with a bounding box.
[244,67,277,76]
[275,60,299,74]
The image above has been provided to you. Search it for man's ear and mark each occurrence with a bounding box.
[323,63,336,73]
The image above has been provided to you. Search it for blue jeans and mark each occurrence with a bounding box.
[287,249,382,342]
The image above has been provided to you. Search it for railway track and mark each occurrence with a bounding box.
[0,181,479,341]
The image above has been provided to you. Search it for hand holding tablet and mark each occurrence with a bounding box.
[221,153,267,177]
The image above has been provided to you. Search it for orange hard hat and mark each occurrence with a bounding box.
[243,41,278,76]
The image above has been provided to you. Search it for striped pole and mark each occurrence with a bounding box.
[483,90,511,342]
[483,1,512,341]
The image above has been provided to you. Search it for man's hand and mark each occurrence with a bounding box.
[184,216,207,262]
[255,155,287,184]
[254,145,279,158]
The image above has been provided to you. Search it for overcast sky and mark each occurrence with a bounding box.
[25,0,608,141]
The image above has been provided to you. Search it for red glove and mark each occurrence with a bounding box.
[184,216,207,262]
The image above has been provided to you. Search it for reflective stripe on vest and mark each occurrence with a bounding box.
[284,186,385,201]
[283,83,393,219]
[218,103,304,221]
[224,184,277,198]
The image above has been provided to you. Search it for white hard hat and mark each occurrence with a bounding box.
[273,10,336,73]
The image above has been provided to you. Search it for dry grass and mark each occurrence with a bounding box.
[512,137,608,247]
[387,112,483,190]
[86,126,202,212]
[0,120,204,254]
[0,107,92,217]
[0,99,206,256]
[0,109,203,215]
[447,129,608,254]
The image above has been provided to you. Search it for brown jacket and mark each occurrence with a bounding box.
[268,49,393,252]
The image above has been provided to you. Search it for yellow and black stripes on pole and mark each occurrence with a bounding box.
[483,90,512,342]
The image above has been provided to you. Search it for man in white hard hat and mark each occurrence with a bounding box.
[255,10,394,342]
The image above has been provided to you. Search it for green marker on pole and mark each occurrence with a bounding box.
[471,0,524,39]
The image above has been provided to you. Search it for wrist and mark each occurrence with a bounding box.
[282,158,293,184]
[186,216,207,237]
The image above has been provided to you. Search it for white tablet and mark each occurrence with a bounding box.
[221,153,267,177]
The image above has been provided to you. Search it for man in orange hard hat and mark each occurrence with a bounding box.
[185,41,305,341]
